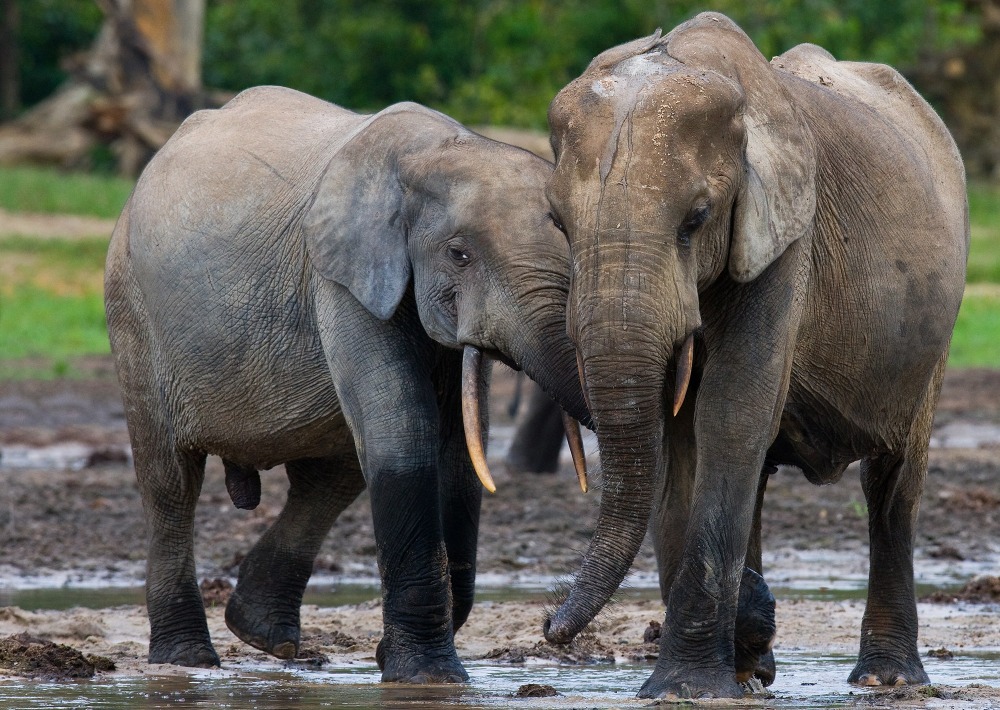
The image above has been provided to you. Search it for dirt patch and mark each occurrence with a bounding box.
[0,208,116,240]
[0,359,998,705]
[0,632,114,680]
[923,575,1000,604]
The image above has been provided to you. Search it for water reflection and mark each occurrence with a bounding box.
[1,654,998,710]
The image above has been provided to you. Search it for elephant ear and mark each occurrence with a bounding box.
[666,12,817,282]
[301,112,412,321]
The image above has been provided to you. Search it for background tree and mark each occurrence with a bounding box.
[0,0,211,175]
[1,0,995,177]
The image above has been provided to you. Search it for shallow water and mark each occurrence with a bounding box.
[1,651,998,709]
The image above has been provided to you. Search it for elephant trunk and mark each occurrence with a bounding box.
[495,267,592,431]
[544,348,665,642]
[545,232,696,641]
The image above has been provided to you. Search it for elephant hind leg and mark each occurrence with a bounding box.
[849,357,946,687]
[226,449,365,659]
[107,257,218,668]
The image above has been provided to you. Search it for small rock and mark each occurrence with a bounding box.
[200,577,234,607]
[514,683,559,698]
[643,619,662,643]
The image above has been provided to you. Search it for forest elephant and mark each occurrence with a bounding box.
[541,13,968,699]
[105,86,591,683]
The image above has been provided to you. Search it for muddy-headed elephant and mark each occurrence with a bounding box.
[105,86,590,683]
[541,14,968,699]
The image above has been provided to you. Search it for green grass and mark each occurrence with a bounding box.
[967,182,1000,284]
[0,165,133,219]
[949,286,1000,368]
[0,286,108,359]
[0,235,109,370]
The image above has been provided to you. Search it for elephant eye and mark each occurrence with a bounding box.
[447,246,471,266]
[548,212,567,236]
[677,205,710,247]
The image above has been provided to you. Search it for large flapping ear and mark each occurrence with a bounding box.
[666,13,816,282]
[302,111,412,321]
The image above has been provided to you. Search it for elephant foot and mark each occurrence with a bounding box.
[376,637,469,684]
[225,590,300,660]
[848,654,929,687]
[637,666,744,700]
[735,568,776,686]
[148,639,220,668]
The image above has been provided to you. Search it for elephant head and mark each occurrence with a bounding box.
[543,14,816,640]
[301,102,592,489]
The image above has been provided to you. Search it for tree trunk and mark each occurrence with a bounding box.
[0,0,19,121]
[0,0,219,176]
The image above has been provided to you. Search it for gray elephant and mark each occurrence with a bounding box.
[540,14,968,699]
[104,86,590,683]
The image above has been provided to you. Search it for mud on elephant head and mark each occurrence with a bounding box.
[542,12,967,699]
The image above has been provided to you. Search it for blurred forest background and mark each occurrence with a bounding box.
[1,0,999,177]
[0,0,998,374]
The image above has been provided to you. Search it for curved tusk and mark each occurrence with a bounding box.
[462,345,496,493]
[672,333,695,417]
[576,351,593,413]
[562,412,588,493]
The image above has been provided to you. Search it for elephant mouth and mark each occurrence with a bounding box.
[474,346,519,371]
[460,345,589,496]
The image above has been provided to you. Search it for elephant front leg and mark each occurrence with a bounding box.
[318,284,466,683]
[653,388,776,690]
[371,469,467,683]
[642,462,766,700]
[435,350,485,633]
[225,450,365,659]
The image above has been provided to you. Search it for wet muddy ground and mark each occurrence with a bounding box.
[0,360,998,707]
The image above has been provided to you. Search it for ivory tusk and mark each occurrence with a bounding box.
[562,412,589,493]
[672,333,695,417]
[461,345,497,493]
[576,351,593,413]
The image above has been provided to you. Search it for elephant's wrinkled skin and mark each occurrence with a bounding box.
[105,86,589,682]
[542,14,968,699]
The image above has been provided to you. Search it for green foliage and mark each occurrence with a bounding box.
[949,287,1000,368]
[15,0,103,109]
[200,0,982,130]
[0,166,133,220]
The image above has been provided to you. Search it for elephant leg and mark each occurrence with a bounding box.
[316,283,466,684]
[739,466,776,686]
[140,446,215,667]
[108,270,218,668]
[505,383,564,473]
[848,359,944,687]
[225,449,365,659]
[434,350,485,632]
[652,383,696,606]
[654,386,775,687]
